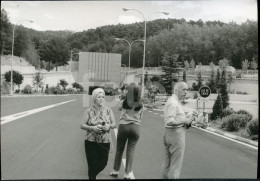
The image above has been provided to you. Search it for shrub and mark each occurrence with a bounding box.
[49,86,62,94]
[236,110,253,121]
[142,98,151,104]
[246,118,259,136]
[192,82,198,91]
[193,92,198,99]
[60,79,68,90]
[221,107,236,118]
[72,82,84,92]
[236,91,248,95]
[21,85,32,94]
[4,70,24,88]
[15,89,20,93]
[150,76,160,82]
[221,113,251,131]
[251,135,258,141]
[67,88,77,94]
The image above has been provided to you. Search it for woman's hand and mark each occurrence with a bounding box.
[92,125,103,133]
[101,123,111,132]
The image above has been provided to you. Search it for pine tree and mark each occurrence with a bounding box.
[211,93,223,120]
[215,69,221,92]
[183,69,187,82]
[206,69,216,93]
[192,71,202,91]
[144,71,149,85]
[197,71,203,89]
[219,69,229,109]
[161,53,181,94]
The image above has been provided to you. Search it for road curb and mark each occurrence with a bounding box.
[204,127,258,147]
[149,108,258,148]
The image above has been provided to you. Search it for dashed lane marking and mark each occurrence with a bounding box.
[1,99,76,125]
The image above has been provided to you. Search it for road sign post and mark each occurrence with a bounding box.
[199,85,211,112]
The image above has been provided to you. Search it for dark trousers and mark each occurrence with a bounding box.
[113,124,140,173]
[85,140,110,179]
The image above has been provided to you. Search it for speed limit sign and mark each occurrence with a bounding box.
[199,86,211,98]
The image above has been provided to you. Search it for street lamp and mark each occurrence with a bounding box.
[115,38,144,73]
[122,8,169,98]
[10,20,34,95]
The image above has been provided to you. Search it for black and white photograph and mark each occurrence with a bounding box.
[1,0,258,179]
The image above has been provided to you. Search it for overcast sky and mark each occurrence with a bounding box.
[1,0,258,32]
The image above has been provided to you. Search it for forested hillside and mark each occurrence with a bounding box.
[1,8,258,70]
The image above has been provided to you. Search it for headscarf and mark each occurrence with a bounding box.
[92,88,105,102]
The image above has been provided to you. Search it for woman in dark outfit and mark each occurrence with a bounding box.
[81,88,116,179]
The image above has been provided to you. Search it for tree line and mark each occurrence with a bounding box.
[1,8,258,71]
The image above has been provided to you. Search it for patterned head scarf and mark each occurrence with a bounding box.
[92,88,105,102]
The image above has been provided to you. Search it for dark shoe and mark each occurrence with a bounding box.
[110,171,119,177]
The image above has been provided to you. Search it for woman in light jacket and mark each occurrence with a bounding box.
[81,88,116,180]
[110,83,143,179]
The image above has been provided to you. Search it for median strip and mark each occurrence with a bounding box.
[1,99,76,125]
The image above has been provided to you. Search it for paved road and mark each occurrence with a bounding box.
[1,95,258,179]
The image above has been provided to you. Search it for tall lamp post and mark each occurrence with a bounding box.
[122,8,169,98]
[115,38,144,73]
[10,20,34,95]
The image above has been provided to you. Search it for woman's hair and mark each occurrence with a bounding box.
[122,83,143,111]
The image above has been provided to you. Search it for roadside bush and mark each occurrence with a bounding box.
[60,79,68,90]
[236,109,253,121]
[150,76,160,82]
[15,89,20,93]
[21,85,32,94]
[67,88,77,94]
[221,107,236,118]
[193,92,198,99]
[236,72,242,78]
[142,98,151,104]
[45,87,50,94]
[1,81,10,94]
[246,118,259,137]
[192,82,198,91]
[72,82,84,92]
[49,86,62,94]
[236,91,248,95]
[221,113,251,131]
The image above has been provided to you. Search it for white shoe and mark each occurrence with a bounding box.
[124,173,131,179]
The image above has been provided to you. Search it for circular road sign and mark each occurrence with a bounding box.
[199,85,211,98]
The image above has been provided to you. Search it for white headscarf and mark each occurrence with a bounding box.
[92,88,105,102]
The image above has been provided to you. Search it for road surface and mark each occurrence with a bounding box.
[1,95,258,179]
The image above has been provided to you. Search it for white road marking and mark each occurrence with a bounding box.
[153,113,158,114]
[113,128,135,179]
[1,99,76,125]
[193,127,258,150]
